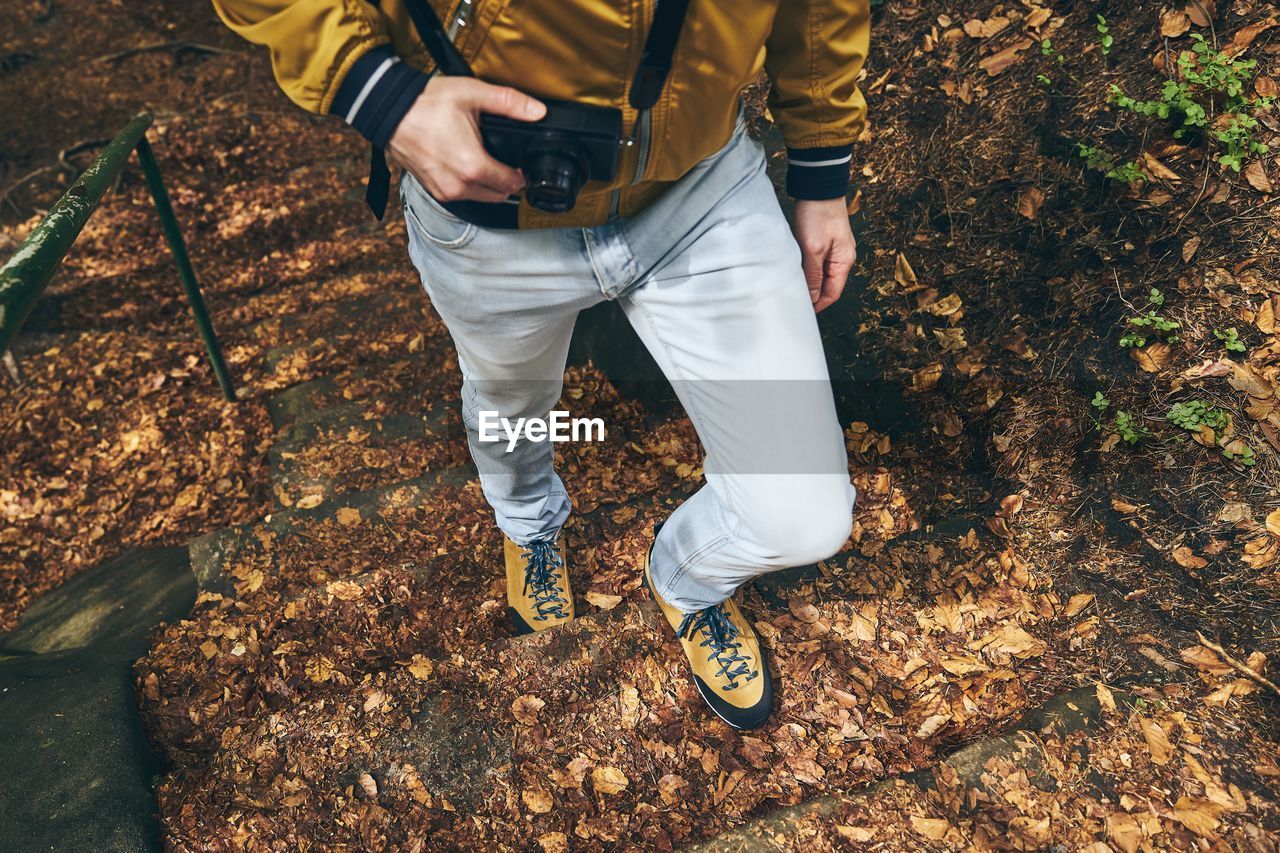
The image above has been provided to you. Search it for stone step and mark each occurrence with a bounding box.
[265,361,444,431]
[229,269,409,332]
[686,683,1128,852]
[0,546,196,853]
[188,467,478,597]
[269,405,467,508]
[0,647,166,853]
[246,288,431,345]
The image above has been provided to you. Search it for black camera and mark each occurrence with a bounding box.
[480,100,621,213]
[400,0,688,215]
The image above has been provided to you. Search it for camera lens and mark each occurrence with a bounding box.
[523,134,589,213]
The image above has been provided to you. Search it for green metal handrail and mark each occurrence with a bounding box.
[0,112,235,400]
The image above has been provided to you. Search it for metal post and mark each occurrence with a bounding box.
[134,135,237,402]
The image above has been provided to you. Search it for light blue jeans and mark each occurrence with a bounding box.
[402,111,856,613]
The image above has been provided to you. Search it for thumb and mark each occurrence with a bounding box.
[468,81,547,121]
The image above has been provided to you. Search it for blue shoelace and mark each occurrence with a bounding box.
[521,538,569,621]
[676,604,757,690]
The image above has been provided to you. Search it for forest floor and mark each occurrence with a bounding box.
[2,0,1278,849]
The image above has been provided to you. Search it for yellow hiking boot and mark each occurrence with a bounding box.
[505,534,575,634]
[643,528,773,730]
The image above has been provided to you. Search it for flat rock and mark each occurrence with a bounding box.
[0,649,164,852]
[0,546,194,659]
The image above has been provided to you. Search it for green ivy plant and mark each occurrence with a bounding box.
[1109,33,1273,171]
[1167,400,1229,432]
[1214,327,1247,353]
[1076,143,1144,186]
[1096,15,1113,57]
[1091,392,1149,445]
[1114,410,1149,445]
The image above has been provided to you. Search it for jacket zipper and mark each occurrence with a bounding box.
[447,0,473,39]
[611,0,658,219]
[631,109,652,184]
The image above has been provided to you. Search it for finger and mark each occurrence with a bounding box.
[435,174,519,204]
[814,256,850,314]
[814,277,845,313]
[466,81,547,122]
[801,246,827,305]
[461,151,526,196]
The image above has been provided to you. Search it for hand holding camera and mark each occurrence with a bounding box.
[388,76,547,205]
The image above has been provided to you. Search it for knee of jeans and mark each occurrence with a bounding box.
[740,480,856,568]
[462,382,562,429]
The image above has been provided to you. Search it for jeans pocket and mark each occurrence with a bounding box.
[401,174,478,249]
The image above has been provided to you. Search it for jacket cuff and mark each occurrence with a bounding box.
[330,44,429,150]
[785,144,853,200]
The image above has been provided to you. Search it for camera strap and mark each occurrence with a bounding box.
[630,0,691,113]
[367,0,692,217]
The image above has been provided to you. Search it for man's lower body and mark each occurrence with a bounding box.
[402,109,856,728]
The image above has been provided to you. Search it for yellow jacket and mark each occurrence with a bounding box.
[212,0,870,228]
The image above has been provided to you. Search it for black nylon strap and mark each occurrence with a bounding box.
[403,0,689,111]
[402,0,473,77]
[366,145,391,219]
[630,0,690,111]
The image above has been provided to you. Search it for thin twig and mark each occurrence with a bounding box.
[92,41,233,64]
[58,138,111,173]
[1196,630,1280,698]
[0,165,56,208]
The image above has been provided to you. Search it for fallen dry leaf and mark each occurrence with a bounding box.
[512,694,546,724]
[1131,341,1171,373]
[537,832,568,853]
[1139,716,1174,765]
[1097,683,1117,712]
[326,579,363,600]
[916,714,951,738]
[910,815,952,840]
[358,772,378,798]
[1161,9,1191,37]
[591,766,629,795]
[1186,0,1215,28]
[1244,160,1273,193]
[1266,508,1280,538]
[522,785,553,814]
[789,597,820,623]
[963,16,1010,38]
[1064,593,1095,617]
[1172,545,1208,569]
[585,590,623,610]
[1017,186,1045,219]
[895,252,918,288]
[405,654,434,681]
[979,38,1034,76]
[1182,235,1202,262]
[1223,16,1278,58]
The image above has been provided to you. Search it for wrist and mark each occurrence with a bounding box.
[330,45,430,149]
[785,144,853,201]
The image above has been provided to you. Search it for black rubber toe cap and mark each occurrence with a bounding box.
[691,663,774,730]
[508,607,535,636]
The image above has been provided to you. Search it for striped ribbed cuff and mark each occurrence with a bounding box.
[330,45,429,150]
[785,144,853,200]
